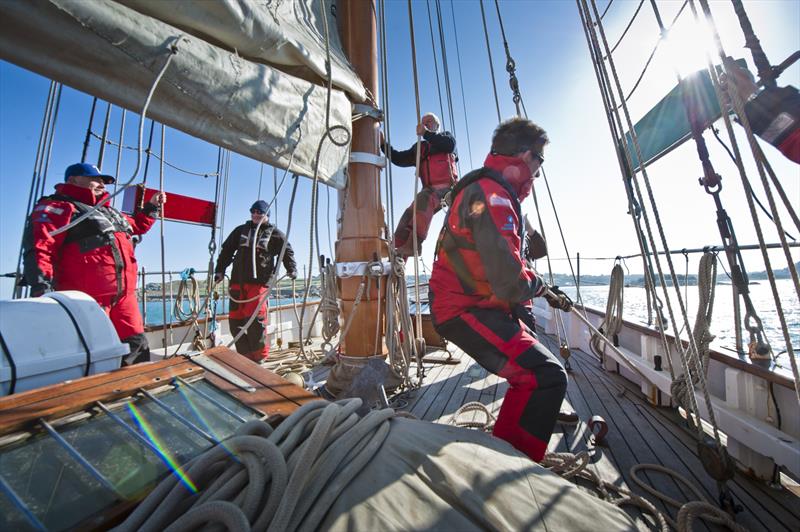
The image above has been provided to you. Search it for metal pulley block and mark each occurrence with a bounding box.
[588,415,608,445]
[747,338,770,359]
[559,343,573,371]
[697,439,736,483]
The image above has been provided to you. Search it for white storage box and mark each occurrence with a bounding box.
[0,291,129,396]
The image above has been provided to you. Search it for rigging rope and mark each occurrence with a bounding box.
[434,0,458,138]
[693,0,800,406]
[14,80,61,299]
[620,0,689,105]
[590,263,624,362]
[448,0,474,168]
[479,0,502,123]
[110,109,127,205]
[87,134,220,177]
[49,37,181,237]
[584,0,725,474]
[493,0,527,117]
[425,0,447,128]
[671,252,717,414]
[604,0,645,59]
[159,124,170,354]
[406,0,426,358]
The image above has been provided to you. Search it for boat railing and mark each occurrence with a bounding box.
[533,298,800,482]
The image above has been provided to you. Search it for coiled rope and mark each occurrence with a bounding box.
[450,401,745,531]
[590,263,624,361]
[671,252,716,412]
[113,398,394,532]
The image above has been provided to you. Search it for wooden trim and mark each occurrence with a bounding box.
[203,347,319,417]
[0,360,202,436]
[579,305,796,389]
[0,347,320,436]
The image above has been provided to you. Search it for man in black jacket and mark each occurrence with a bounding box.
[214,200,297,361]
[382,112,458,258]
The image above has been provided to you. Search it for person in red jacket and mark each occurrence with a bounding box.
[23,163,166,365]
[723,62,800,164]
[382,112,458,258]
[429,117,573,463]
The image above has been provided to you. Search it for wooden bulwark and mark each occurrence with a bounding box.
[0,347,318,436]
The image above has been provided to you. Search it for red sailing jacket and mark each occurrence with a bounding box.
[745,85,800,164]
[383,130,458,188]
[429,154,545,325]
[23,183,157,301]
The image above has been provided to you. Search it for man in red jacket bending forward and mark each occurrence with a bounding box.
[429,118,572,462]
[24,163,166,365]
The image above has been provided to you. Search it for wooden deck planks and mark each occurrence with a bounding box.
[403,329,799,532]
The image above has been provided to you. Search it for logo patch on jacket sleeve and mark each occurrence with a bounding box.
[468,200,486,217]
[501,215,515,232]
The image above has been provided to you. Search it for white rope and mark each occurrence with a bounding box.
[114,399,396,532]
[671,253,717,412]
[50,38,181,237]
[590,263,624,360]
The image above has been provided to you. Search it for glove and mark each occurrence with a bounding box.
[525,229,548,261]
[213,272,224,284]
[544,285,573,312]
[287,270,298,280]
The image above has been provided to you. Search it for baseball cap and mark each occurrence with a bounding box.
[64,163,116,184]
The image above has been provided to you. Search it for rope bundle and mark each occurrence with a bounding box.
[450,401,746,531]
[590,263,624,360]
[114,399,395,532]
[671,253,716,413]
[449,401,496,431]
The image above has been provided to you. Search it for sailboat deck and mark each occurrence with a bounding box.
[402,332,800,532]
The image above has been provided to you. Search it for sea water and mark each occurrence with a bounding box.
[140,297,318,327]
[560,278,799,368]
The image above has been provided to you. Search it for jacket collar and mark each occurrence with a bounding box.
[54,183,110,206]
[483,153,534,200]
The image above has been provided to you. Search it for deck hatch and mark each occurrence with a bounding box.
[0,378,260,531]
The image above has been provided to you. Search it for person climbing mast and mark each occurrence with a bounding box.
[214,200,297,362]
[382,112,458,258]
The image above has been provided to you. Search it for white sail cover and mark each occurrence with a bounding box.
[0,0,364,188]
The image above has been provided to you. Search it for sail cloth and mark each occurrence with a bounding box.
[620,65,741,172]
[0,0,365,188]
[318,418,640,531]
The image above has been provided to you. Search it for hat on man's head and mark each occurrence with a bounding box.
[64,163,115,184]
[250,200,269,214]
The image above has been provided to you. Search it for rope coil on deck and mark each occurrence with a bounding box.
[114,399,394,532]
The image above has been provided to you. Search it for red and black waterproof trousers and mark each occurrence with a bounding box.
[229,283,269,362]
[393,186,450,254]
[436,307,567,462]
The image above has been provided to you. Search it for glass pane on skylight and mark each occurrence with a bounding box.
[0,432,117,531]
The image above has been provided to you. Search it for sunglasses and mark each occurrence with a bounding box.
[250,209,265,215]
[532,152,545,164]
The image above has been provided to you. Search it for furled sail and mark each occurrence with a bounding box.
[0,0,364,188]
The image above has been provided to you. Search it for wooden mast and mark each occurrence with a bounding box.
[326,0,388,396]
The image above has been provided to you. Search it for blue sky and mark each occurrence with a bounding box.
[1,0,798,298]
